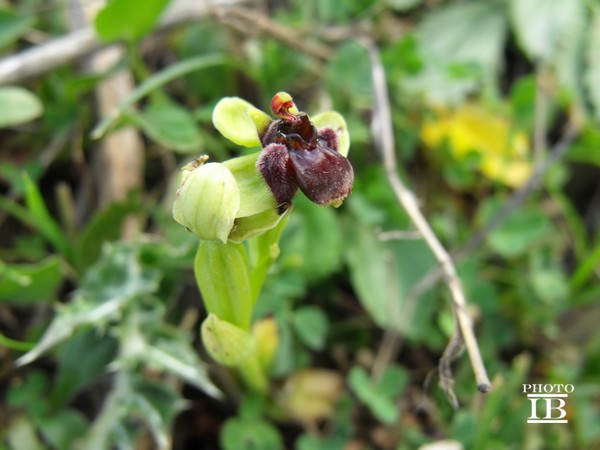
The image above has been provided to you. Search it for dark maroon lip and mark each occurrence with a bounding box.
[257,98,354,209]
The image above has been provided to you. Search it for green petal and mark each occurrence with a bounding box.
[228,206,290,243]
[312,111,351,157]
[213,97,272,147]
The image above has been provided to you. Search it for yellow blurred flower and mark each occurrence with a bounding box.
[275,369,344,424]
[421,104,532,187]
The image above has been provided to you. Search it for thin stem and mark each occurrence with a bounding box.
[362,38,492,394]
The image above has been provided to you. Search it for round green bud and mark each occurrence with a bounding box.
[172,158,240,243]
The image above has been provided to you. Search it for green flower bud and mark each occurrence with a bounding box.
[201,313,254,366]
[172,157,240,243]
[201,313,268,392]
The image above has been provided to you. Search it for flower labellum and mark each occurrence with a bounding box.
[257,93,354,209]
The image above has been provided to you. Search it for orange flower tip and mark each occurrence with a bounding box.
[271,92,299,121]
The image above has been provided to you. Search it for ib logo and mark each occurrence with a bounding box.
[523,384,573,424]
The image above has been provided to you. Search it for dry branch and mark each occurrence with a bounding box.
[0,0,248,85]
[363,38,492,399]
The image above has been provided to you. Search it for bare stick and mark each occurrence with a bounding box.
[0,0,247,85]
[363,38,492,395]
[215,7,333,61]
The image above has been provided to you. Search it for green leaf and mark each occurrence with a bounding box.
[0,9,34,48]
[327,41,372,99]
[221,416,283,450]
[143,325,222,398]
[52,330,118,406]
[0,87,43,127]
[18,173,72,261]
[345,206,436,335]
[131,101,203,152]
[292,306,329,351]
[195,241,253,329]
[79,372,183,450]
[386,0,421,12]
[16,244,160,366]
[417,0,507,74]
[7,371,49,413]
[283,196,344,281]
[94,0,171,42]
[348,366,399,424]
[567,125,600,167]
[75,200,139,271]
[6,417,46,450]
[92,54,224,139]
[509,0,583,61]
[0,257,63,304]
[377,365,409,398]
[37,409,89,450]
[530,265,569,304]
[128,377,184,449]
[478,199,553,258]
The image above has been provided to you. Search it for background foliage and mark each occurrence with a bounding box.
[1,0,600,449]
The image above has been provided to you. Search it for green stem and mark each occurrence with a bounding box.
[247,211,291,305]
[237,354,269,394]
[0,332,35,351]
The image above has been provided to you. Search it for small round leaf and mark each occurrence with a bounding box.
[0,87,43,127]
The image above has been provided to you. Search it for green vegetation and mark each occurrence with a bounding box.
[1,0,599,449]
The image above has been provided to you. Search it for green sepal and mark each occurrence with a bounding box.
[223,151,276,218]
[213,97,272,147]
[311,111,351,157]
[229,207,290,244]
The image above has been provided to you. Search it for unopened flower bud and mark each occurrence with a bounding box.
[172,158,240,243]
[201,313,254,366]
[252,317,279,372]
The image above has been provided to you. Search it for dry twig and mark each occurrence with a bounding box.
[362,38,492,399]
[0,0,248,85]
[214,7,333,61]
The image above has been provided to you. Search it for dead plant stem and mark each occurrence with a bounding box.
[363,38,492,396]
